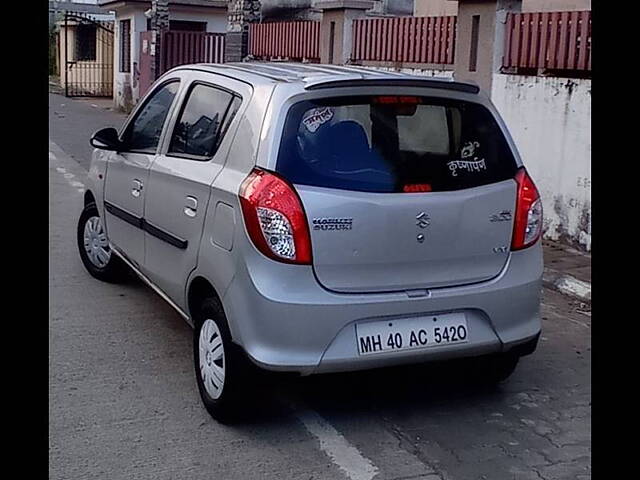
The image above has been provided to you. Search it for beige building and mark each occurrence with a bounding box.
[414,0,591,16]
[58,18,114,97]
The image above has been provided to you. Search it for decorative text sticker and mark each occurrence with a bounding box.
[302,107,334,133]
[448,141,487,176]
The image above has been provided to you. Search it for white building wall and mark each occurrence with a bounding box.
[113,8,146,111]
[491,74,591,250]
[169,10,227,33]
[112,6,227,111]
[362,64,454,78]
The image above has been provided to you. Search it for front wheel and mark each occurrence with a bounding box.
[77,202,128,283]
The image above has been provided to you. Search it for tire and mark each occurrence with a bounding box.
[193,297,255,423]
[77,202,129,283]
[473,352,520,384]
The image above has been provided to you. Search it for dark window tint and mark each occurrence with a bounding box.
[169,20,207,31]
[276,96,517,193]
[119,20,130,73]
[124,81,179,153]
[147,19,208,31]
[76,24,96,61]
[168,84,240,159]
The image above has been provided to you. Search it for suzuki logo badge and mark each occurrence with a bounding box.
[416,212,430,229]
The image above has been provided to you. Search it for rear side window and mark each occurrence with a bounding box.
[168,84,241,160]
[276,96,517,193]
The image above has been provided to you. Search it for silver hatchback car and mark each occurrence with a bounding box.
[78,63,543,422]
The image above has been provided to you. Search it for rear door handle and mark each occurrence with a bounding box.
[131,179,143,198]
[184,196,197,217]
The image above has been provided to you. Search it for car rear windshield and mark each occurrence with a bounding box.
[275,95,518,193]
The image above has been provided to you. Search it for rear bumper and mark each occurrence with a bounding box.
[222,241,543,375]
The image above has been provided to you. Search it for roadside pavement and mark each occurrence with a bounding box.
[542,240,591,305]
[49,92,127,171]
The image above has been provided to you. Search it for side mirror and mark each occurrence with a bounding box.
[90,127,122,151]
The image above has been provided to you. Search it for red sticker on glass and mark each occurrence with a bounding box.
[403,184,432,193]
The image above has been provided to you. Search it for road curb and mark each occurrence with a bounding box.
[543,271,591,303]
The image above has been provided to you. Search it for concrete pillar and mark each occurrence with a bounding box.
[226,0,262,62]
[150,0,169,80]
[453,0,521,93]
[314,1,373,65]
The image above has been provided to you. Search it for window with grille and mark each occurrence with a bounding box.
[120,19,131,73]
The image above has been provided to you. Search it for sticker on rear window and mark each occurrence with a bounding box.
[461,141,480,159]
[448,159,487,176]
[302,107,334,133]
[448,141,486,176]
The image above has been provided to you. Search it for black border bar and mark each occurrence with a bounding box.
[104,201,188,250]
[305,79,480,94]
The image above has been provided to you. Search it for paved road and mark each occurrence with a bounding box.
[49,93,127,171]
[49,93,591,480]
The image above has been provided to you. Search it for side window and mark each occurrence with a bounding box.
[123,81,180,153]
[168,84,240,160]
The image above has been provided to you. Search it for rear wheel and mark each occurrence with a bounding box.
[193,297,255,423]
[77,202,128,283]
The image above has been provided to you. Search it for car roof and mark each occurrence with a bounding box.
[170,62,479,94]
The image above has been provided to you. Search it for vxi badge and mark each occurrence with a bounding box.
[490,210,512,222]
[312,217,353,231]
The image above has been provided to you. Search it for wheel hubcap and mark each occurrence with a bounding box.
[199,319,225,400]
[83,215,111,268]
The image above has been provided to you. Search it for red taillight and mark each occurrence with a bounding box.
[511,168,543,251]
[239,169,312,264]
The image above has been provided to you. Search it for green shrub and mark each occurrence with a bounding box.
[49,25,58,75]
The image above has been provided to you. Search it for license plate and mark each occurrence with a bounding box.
[356,313,468,356]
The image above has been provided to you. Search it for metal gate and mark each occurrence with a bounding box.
[63,12,114,97]
[138,30,225,99]
[160,31,225,72]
